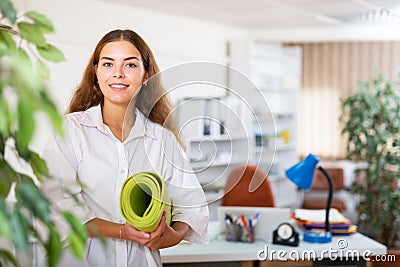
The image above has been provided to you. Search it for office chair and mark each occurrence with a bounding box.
[302,166,347,212]
[221,164,275,207]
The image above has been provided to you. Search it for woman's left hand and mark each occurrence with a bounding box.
[143,211,189,250]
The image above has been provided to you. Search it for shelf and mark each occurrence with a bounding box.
[275,113,294,120]
[254,143,295,153]
[276,143,295,151]
[254,113,293,122]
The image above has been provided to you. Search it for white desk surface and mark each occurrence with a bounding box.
[161,222,387,264]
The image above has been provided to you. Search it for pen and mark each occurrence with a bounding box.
[252,212,260,226]
[240,215,254,242]
[225,214,233,224]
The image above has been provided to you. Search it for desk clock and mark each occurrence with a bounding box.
[273,222,299,247]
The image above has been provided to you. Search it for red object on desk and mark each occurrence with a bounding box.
[239,215,254,243]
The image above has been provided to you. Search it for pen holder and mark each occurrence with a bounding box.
[225,223,254,243]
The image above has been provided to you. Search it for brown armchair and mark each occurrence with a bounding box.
[221,164,275,207]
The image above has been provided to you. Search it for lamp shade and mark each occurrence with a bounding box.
[285,153,320,190]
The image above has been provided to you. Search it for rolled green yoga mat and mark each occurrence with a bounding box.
[120,171,171,232]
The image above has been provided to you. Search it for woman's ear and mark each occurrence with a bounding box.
[143,73,149,86]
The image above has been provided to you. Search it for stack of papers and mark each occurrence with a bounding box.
[291,209,357,235]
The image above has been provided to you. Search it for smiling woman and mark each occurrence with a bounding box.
[95,40,147,111]
[39,29,209,267]
[95,40,148,140]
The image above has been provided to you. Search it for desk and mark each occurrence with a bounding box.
[161,223,386,266]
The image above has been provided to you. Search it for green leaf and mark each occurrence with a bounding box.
[0,29,17,52]
[9,209,29,252]
[17,97,35,148]
[0,160,19,197]
[19,174,37,187]
[17,22,46,47]
[0,199,11,237]
[0,0,17,23]
[7,53,42,101]
[61,211,87,241]
[37,43,65,62]
[0,248,18,267]
[0,97,12,136]
[68,232,85,259]
[17,47,31,62]
[16,48,33,71]
[36,59,50,80]
[45,227,62,267]
[0,40,7,57]
[29,151,49,182]
[16,181,51,224]
[25,11,54,33]
[39,92,63,135]
[15,110,35,159]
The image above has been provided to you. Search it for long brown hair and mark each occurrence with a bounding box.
[67,29,181,144]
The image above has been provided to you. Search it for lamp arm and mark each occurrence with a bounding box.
[317,166,334,233]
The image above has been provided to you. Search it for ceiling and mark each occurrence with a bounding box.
[106,0,400,29]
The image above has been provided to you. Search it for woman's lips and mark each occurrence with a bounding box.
[109,83,128,91]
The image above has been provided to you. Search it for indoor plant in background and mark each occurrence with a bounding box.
[0,1,87,266]
[340,71,400,248]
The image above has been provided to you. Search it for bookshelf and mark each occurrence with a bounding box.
[229,40,302,208]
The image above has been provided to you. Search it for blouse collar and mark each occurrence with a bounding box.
[78,104,157,140]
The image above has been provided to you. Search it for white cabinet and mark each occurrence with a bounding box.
[229,40,302,208]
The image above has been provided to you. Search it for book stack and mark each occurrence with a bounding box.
[291,208,357,235]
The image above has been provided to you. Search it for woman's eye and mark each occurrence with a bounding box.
[126,63,136,68]
[102,62,112,67]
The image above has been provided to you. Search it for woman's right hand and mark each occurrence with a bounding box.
[121,223,151,243]
[121,212,167,245]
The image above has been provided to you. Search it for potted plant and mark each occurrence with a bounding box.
[340,71,400,248]
[1,1,86,266]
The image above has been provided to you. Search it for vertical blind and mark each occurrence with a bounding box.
[286,42,400,159]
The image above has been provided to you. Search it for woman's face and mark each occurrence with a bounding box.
[96,40,147,108]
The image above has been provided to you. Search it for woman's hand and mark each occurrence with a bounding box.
[122,211,189,250]
[120,221,152,243]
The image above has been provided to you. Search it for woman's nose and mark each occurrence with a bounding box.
[113,66,124,78]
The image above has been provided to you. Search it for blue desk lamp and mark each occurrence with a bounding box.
[285,153,333,243]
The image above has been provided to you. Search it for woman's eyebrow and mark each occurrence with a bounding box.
[100,56,140,61]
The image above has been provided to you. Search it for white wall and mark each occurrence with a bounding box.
[19,0,247,152]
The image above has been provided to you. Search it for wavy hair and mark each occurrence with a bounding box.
[67,29,181,144]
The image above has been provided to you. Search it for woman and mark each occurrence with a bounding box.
[41,29,209,267]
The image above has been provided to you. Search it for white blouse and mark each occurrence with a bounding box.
[40,105,209,267]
